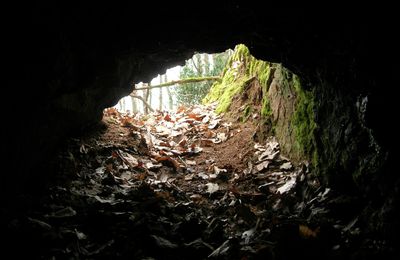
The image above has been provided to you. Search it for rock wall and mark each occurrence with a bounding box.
[205,45,314,162]
[205,44,385,194]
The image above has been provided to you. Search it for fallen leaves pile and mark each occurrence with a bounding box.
[2,105,390,259]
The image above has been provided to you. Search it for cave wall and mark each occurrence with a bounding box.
[3,3,397,209]
[205,44,385,197]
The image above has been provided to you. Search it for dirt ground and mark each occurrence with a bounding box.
[1,105,394,259]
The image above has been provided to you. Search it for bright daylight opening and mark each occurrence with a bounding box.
[113,49,233,115]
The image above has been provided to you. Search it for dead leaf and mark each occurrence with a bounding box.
[280,162,293,170]
[189,146,203,154]
[205,183,219,194]
[258,150,279,161]
[198,172,209,180]
[178,137,187,147]
[299,224,319,239]
[217,133,228,142]
[164,113,172,121]
[277,177,296,194]
[203,130,215,138]
[154,156,182,169]
[82,240,114,256]
[188,113,204,121]
[46,207,76,218]
[208,240,230,257]
[186,160,196,166]
[27,217,52,230]
[201,139,214,147]
[120,117,134,127]
[151,235,178,249]
[145,161,162,170]
[254,161,270,173]
[159,171,171,182]
[189,194,203,201]
[75,229,87,240]
[117,150,139,168]
[214,166,227,175]
[95,166,105,174]
[185,174,194,181]
[79,144,88,154]
[202,115,210,123]
[103,107,119,117]
[242,228,255,244]
[176,105,186,114]
[208,119,220,129]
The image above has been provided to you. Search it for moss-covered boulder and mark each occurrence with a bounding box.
[204,44,317,163]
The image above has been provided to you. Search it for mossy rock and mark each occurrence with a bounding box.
[204,44,318,165]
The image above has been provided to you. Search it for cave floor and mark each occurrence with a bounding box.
[2,105,391,259]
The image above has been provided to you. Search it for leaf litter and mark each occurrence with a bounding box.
[2,104,386,259]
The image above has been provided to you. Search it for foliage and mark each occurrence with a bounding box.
[175,51,231,105]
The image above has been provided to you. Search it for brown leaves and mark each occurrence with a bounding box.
[152,153,182,169]
[299,224,320,239]
[103,107,119,117]
[103,105,229,175]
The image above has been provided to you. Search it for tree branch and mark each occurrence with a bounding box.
[129,95,154,112]
[134,76,221,91]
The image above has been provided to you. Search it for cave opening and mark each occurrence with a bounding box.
[6,43,382,259]
[78,44,326,259]
[2,3,398,259]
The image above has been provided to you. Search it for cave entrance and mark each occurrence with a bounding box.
[24,44,331,259]
[89,43,324,258]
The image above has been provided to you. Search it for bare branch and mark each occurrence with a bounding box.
[129,95,154,112]
[134,76,220,91]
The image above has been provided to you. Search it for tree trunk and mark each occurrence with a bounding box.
[159,74,163,111]
[143,84,150,114]
[130,96,137,113]
[121,98,125,112]
[165,73,173,110]
[204,54,210,75]
[148,87,152,113]
[192,53,202,76]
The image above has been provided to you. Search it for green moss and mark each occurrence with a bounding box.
[204,44,319,167]
[291,75,318,162]
[204,74,252,113]
[216,76,252,113]
[242,105,252,122]
[204,44,272,115]
[261,95,273,117]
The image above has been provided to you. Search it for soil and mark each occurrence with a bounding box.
[1,105,395,260]
[194,123,255,174]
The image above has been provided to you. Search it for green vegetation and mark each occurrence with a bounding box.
[175,51,231,105]
[291,75,318,164]
[204,43,318,166]
[242,105,252,122]
[204,44,272,114]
